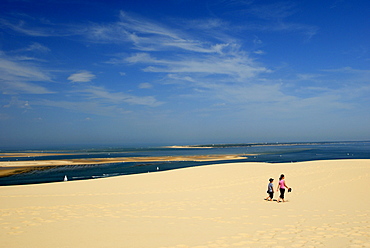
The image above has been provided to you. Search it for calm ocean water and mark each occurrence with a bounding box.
[1,141,369,186]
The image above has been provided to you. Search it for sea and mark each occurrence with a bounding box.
[0,141,369,186]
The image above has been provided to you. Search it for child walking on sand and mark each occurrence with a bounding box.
[265,178,274,201]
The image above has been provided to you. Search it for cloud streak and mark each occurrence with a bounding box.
[68,71,96,83]
[74,85,163,107]
[122,52,269,80]
[33,99,130,117]
[0,52,54,94]
[28,84,164,118]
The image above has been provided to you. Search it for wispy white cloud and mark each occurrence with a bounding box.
[296,73,322,80]
[85,11,234,54]
[0,53,51,81]
[83,23,133,44]
[89,10,275,102]
[0,18,49,36]
[9,56,46,62]
[209,0,318,38]
[139,83,152,89]
[68,71,96,83]
[214,83,293,104]
[120,51,269,81]
[124,53,155,64]
[27,84,163,118]
[1,80,54,95]
[2,12,225,53]
[0,16,66,37]
[0,52,54,94]
[75,85,163,107]
[24,42,51,53]
[253,50,265,55]
[10,42,51,54]
[3,96,31,109]
[118,11,182,40]
[33,99,131,117]
[167,74,196,83]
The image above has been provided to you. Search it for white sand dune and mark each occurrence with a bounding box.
[1,159,369,248]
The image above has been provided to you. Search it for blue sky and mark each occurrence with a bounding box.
[0,0,369,148]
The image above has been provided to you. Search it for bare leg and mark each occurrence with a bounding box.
[265,196,271,201]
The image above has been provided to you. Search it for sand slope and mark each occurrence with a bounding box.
[1,159,369,248]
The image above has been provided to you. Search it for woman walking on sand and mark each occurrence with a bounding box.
[277,174,290,203]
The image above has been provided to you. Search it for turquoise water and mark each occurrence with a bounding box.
[0,141,369,186]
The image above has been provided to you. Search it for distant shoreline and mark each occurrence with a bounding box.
[165,140,370,149]
[164,145,214,149]
[1,140,368,152]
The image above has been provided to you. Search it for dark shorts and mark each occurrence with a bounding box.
[280,188,285,199]
[269,192,274,199]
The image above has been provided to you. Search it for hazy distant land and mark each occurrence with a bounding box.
[166,141,366,148]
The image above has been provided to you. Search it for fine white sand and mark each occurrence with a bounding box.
[1,159,369,248]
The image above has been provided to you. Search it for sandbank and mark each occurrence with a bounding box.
[0,159,369,248]
[165,146,214,149]
[0,154,248,177]
[0,153,76,158]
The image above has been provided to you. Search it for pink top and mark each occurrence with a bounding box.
[279,179,286,189]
